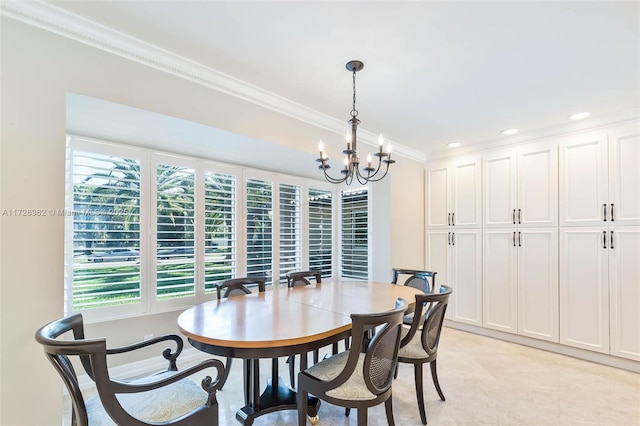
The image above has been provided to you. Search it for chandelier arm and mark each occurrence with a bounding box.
[362,162,391,183]
[321,166,348,184]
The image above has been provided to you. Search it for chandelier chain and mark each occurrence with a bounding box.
[351,69,358,118]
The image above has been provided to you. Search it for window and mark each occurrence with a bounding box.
[279,184,301,282]
[246,178,273,284]
[204,170,236,293]
[69,148,142,311]
[341,187,369,280]
[155,163,195,300]
[308,188,333,277]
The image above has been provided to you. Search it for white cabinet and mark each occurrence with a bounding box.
[450,229,483,325]
[483,228,558,341]
[426,157,482,229]
[517,229,559,342]
[560,227,640,360]
[559,124,640,227]
[427,229,482,324]
[484,142,557,228]
[609,227,640,360]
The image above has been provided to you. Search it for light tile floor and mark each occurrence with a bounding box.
[215,328,639,426]
[66,327,640,425]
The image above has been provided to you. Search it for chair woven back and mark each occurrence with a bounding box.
[286,270,321,287]
[401,286,452,358]
[355,298,407,395]
[216,277,266,299]
[392,268,437,293]
[420,287,450,356]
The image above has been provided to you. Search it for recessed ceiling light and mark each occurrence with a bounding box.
[569,112,590,120]
[501,128,518,136]
[447,141,462,148]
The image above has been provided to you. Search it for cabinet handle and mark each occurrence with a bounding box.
[448,232,451,245]
[518,231,522,247]
[448,213,451,226]
[610,204,615,222]
[452,212,455,226]
[610,230,614,249]
[518,208,521,224]
[513,231,516,247]
[452,232,455,245]
[602,230,607,249]
[603,204,607,222]
[512,209,516,225]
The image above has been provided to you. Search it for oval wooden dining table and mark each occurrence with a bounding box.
[177,279,422,426]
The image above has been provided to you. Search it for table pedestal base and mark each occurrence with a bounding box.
[235,376,320,426]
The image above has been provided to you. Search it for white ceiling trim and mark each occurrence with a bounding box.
[1,0,427,163]
[427,107,640,163]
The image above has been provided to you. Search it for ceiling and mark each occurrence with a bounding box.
[50,1,640,158]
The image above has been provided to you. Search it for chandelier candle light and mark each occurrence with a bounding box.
[316,60,395,185]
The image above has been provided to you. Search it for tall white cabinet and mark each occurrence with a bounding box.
[426,120,640,365]
[426,156,482,325]
[559,123,640,360]
[482,142,559,341]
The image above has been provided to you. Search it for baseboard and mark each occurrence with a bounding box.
[444,320,640,373]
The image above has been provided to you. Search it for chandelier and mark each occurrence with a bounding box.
[316,60,395,185]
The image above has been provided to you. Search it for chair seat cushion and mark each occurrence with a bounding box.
[86,373,207,425]
[398,326,429,359]
[304,350,376,401]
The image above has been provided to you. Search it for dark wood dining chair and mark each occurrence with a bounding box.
[391,268,437,293]
[35,313,224,426]
[392,268,437,325]
[215,276,266,390]
[396,285,452,425]
[297,298,408,426]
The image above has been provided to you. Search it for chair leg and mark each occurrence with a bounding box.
[288,355,296,388]
[313,349,319,364]
[297,386,308,426]
[414,363,427,425]
[218,357,232,390]
[430,359,446,401]
[385,396,396,426]
[357,408,367,426]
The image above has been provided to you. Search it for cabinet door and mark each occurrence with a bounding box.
[451,158,482,228]
[559,228,609,353]
[609,124,640,226]
[518,143,558,227]
[609,227,640,360]
[483,229,517,333]
[518,228,559,342]
[426,230,452,319]
[450,229,482,325]
[483,152,517,228]
[426,165,450,229]
[559,131,609,227]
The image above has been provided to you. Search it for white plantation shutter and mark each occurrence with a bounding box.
[70,150,142,310]
[279,184,301,283]
[341,188,369,280]
[156,164,196,300]
[204,171,237,292]
[246,178,273,284]
[309,188,333,277]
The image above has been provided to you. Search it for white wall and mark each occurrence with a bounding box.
[0,18,425,425]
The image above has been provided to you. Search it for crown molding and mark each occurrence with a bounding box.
[426,107,640,163]
[1,0,427,163]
